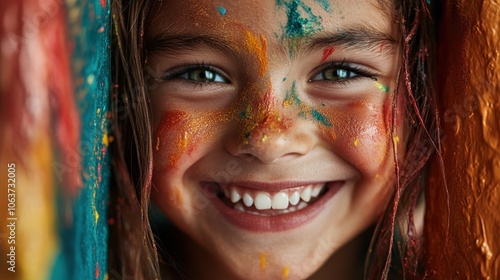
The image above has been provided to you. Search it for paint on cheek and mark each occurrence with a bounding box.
[283,81,332,127]
[282,266,289,279]
[217,5,227,16]
[244,31,268,76]
[373,80,390,93]
[353,138,359,147]
[321,47,335,62]
[155,111,200,169]
[259,252,267,269]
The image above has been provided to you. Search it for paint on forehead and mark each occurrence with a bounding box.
[276,0,324,39]
[314,0,331,11]
[244,31,268,76]
[283,81,332,127]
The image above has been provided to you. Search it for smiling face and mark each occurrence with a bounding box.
[146,0,403,278]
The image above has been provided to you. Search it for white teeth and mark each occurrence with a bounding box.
[243,193,253,207]
[297,201,308,210]
[289,191,300,206]
[311,185,323,198]
[300,186,312,202]
[272,192,289,210]
[234,203,245,212]
[231,189,241,203]
[254,192,272,210]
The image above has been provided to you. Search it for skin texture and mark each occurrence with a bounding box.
[426,0,500,278]
[146,0,404,279]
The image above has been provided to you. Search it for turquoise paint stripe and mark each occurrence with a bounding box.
[53,1,110,279]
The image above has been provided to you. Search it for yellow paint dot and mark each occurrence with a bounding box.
[353,138,359,147]
[262,135,268,143]
[393,135,400,144]
[259,253,266,269]
[97,108,101,114]
[102,133,109,146]
[87,74,95,85]
[103,273,109,280]
[94,209,99,224]
[282,266,289,279]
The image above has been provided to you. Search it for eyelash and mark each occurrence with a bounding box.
[310,60,377,86]
[160,61,377,88]
[160,63,230,88]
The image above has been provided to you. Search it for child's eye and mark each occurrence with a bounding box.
[309,62,376,84]
[311,68,359,81]
[162,65,229,84]
[178,68,227,83]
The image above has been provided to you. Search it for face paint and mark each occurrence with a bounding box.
[321,47,335,62]
[283,81,332,127]
[244,31,268,76]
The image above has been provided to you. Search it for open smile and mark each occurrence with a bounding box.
[201,181,344,232]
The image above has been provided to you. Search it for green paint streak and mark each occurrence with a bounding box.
[311,109,332,127]
[284,81,331,127]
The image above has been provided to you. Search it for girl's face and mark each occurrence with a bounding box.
[147,0,402,278]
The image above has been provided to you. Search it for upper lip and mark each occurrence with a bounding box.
[215,181,334,192]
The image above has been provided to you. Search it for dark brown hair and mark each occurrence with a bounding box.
[109,0,439,279]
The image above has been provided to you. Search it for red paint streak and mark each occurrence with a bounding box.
[95,262,100,278]
[379,41,385,53]
[321,47,335,62]
[100,0,106,9]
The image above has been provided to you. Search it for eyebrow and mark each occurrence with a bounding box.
[146,26,398,58]
[301,26,399,55]
[146,33,240,58]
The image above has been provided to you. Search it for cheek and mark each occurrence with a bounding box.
[153,110,219,173]
[320,98,393,176]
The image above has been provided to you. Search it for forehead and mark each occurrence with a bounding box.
[146,0,395,42]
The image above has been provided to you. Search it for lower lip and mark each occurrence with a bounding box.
[200,181,344,232]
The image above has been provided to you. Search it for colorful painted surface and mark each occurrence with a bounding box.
[62,0,111,279]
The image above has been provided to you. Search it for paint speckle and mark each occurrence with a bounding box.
[260,253,267,269]
[217,5,227,16]
[354,138,359,147]
[321,47,335,62]
[393,135,400,144]
[98,26,104,33]
[100,0,106,9]
[94,208,99,224]
[283,77,287,81]
[102,133,109,146]
[87,74,95,85]
[282,266,289,279]
[373,81,389,93]
[262,135,268,142]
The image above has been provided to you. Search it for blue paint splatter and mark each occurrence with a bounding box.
[311,109,332,127]
[276,0,323,39]
[217,5,227,16]
[284,81,332,127]
[426,0,431,4]
[314,0,330,11]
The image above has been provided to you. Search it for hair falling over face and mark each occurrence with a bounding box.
[109,0,441,279]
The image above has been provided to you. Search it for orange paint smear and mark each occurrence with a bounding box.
[321,47,335,62]
[241,83,290,144]
[244,31,268,76]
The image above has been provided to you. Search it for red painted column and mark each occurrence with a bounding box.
[425,0,500,278]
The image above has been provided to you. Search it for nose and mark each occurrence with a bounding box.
[226,107,316,164]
